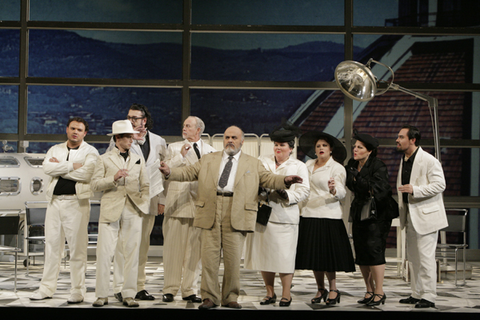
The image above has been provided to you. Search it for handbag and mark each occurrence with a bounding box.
[360,193,377,221]
[256,203,272,226]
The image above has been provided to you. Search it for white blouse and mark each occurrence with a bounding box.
[300,157,346,220]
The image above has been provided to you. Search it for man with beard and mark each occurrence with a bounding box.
[159,125,304,310]
[91,120,150,307]
[161,116,215,303]
[395,125,448,309]
[30,117,99,304]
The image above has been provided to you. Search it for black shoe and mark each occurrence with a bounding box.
[162,293,174,302]
[136,290,155,300]
[366,293,386,306]
[279,297,292,307]
[260,294,277,305]
[311,289,329,304]
[326,290,341,305]
[399,296,420,304]
[183,295,202,303]
[415,299,435,308]
[358,292,374,304]
[114,292,123,302]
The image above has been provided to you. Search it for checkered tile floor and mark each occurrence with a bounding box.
[0,254,479,315]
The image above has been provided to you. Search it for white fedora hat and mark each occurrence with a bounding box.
[107,120,139,136]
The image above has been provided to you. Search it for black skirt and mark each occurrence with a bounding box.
[295,217,356,273]
[352,218,392,266]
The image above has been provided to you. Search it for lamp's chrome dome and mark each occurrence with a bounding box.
[334,60,377,102]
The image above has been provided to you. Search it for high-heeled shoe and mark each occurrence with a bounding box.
[357,291,374,304]
[279,297,292,307]
[260,294,277,305]
[311,288,329,304]
[366,293,386,306]
[326,290,341,305]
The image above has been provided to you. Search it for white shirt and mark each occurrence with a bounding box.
[217,150,241,193]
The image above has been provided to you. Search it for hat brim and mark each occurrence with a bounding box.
[107,130,139,136]
[299,131,347,163]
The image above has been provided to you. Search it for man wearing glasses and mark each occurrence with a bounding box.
[107,103,167,301]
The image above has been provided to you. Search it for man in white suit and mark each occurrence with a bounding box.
[91,120,150,307]
[162,116,216,303]
[396,125,448,308]
[108,104,167,301]
[30,117,98,304]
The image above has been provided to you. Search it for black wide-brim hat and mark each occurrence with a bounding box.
[353,131,379,149]
[299,131,347,163]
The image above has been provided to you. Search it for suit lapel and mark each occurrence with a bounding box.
[234,153,249,188]
[207,152,222,187]
[107,150,124,170]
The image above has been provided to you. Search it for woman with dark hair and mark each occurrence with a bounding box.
[345,132,398,307]
[244,124,310,307]
[295,132,355,306]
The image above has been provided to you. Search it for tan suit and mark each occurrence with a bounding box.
[91,148,150,299]
[169,151,287,305]
[162,139,216,298]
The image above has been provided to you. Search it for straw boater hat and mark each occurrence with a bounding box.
[107,120,139,136]
[299,131,347,163]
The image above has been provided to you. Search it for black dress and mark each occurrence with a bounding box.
[345,156,398,266]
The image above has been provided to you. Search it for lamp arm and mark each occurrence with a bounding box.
[390,84,441,161]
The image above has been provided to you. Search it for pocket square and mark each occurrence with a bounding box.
[135,159,141,164]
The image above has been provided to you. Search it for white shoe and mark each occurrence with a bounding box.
[29,291,52,300]
[67,293,84,304]
[123,297,139,307]
[92,297,108,307]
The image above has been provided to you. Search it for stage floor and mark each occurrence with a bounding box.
[0,255,479,317]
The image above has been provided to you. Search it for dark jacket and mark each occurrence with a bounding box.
[345,156,398,221]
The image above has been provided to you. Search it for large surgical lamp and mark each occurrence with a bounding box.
[334,59,441,161]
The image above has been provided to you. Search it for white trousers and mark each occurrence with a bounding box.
[406,212,439,303]
[162,215,202,297]
[95,201,142,299]
[39,196,90,297]
[113,212,155,293]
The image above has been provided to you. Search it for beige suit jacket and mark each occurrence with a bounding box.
[164,139,216,218]
[169,151,287,232]
[91,148,150,223]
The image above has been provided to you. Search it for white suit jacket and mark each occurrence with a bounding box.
[43,141,99,200]
[107,131,167,214]
[396,147,448,235]
[91,148,150,223]
[164,139,216,218]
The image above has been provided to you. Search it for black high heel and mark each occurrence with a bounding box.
[326,290,341,305]
[366,293,386,306]
[260,294,277,305]
[279,297,292,307]
[357,291,374,304]
[311,289,329,304]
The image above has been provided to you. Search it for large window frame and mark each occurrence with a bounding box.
[1,0,479,210]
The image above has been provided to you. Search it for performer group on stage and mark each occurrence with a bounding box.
[29,104,447,310]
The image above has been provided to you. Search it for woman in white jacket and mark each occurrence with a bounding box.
[295,132,355,305]
[244,125,309,307]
